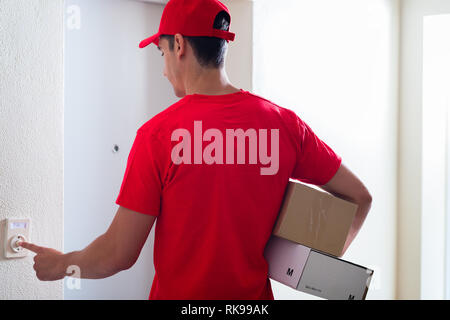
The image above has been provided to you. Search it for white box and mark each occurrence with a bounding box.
[264,235,373,300]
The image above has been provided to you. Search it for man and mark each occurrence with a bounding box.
[20,0,372,299]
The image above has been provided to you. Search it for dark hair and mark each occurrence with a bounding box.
[159,10,231,69]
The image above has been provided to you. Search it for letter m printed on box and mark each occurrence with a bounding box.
[286,268,294,277]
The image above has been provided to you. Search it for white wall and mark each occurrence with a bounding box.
[398,0,450,300]
[253,0,399,299]
[0,0,64,299]
[421,13,450,300]
[222,0,254,92]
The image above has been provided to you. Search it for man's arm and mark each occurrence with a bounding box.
[319,162,372,257]
[20,206,157,281]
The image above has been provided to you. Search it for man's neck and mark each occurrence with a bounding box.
[184,67,239,95]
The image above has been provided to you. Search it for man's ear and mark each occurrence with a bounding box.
[174,34,186,56]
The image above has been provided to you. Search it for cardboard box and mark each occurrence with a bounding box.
[272,179,358,257]
[264,235,373,300]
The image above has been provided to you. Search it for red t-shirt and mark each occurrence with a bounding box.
[115,88,342,300]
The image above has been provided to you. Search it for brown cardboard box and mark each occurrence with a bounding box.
[272,179,358,257]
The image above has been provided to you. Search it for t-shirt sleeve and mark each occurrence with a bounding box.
[291,114,342,186]
[115,129,163,216]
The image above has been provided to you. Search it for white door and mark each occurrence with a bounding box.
[64,0,175,299]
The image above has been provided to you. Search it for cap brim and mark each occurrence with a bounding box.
[139,32,160,49]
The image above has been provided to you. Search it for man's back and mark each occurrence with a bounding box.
[115,88,342,299]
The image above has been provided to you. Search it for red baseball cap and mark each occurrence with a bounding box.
[139,0,235,49]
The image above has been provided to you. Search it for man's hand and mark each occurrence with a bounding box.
[18,241,68,281]
[18,206,157,281]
